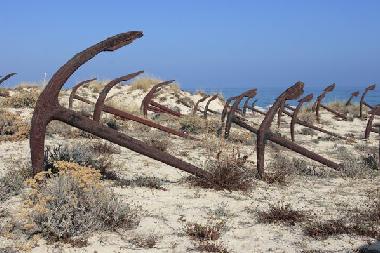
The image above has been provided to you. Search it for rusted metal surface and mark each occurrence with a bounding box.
[277,101,286,128]
[30,32,210,180]
[290,94,314,141]
[68,78,97,109]
[360,84,376,119]
[242,92,257,116]
[312,83,347,122]
[257,82,304,177]
[345,91,359,106]
[232,116,343,177]
[192,95,210,115]
[224,89,257,138]
[364,106,380,139]
[141,81,182,118]
[93,72,143,122]
[203,94,218,119]
[69,80,194,140]
[373,123,380,166]
[0,73,16,86]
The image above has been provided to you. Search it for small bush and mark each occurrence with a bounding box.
[188,148,254,191]
[0,163,31,202]
[185,220,225,241]
[43,143,113,176]
[257,203,306,226]
[300,127,316,136]
[1,90,39,108]
[179,115,206,134]
[144,135,170,152]
[267,153,317,179]
[176,96,194,108]
[298,109,316,125]
[0,110,30,142]
[21,161,140,240]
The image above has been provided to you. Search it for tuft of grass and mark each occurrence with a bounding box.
[129,77,162,92]
[144,134,170,152]
[304,189,380,239]
[185,220,225,241]
[179,115,220,134]
[0,163,31,202]
[129,234,159,248]
[188,148,254,191]
[299,127,316,136]
[21,161,140,241]
[1,90,39,108]
[0,110,30,142]
[257,203,307,226]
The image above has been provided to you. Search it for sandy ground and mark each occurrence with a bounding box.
[0,85,379,253]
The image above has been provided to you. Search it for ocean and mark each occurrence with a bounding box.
[189,84,380,108]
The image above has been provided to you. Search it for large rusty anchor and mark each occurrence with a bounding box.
[223,82,342,178]
[360,84,376,119]
[203,94,218,119]
[30,31,210,180]
[141,82,182,117]
[312,83,347,122]
[68,77,193,139]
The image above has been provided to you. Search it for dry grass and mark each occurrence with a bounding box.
[128,77,162,92]
[0,110,30,142]
[0,88,10,97]
[144,134,171,152]
[188,145,255,191]
[185,220,225,241]
[179,115,220,134]
[1,89,39,108]
[304,189,380,239]
[257,202,307,226]
[0,162,31,202]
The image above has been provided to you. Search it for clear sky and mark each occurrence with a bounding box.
[1,0,379,91]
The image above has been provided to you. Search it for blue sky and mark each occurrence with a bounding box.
[1,0,379,91]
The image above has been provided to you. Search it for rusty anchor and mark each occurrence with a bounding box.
[222,82,342,178]
[192,95,210,115]
[0,73,16,86]
[30,32,210,180]
[364,106,380,139]
[203,94,218,119]
[141,82,182,118]
[224,89,257,138]
[289,94,346,142]
[345,91,359,106]
[69,78,193,140]
[312,83,347,122]
[360,84,376,119]
[242,92,258,116]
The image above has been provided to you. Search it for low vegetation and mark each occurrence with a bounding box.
[257,202,307,226]
[0,110,30,142]
[1,89,39,108]
[188,147,255,191]
[21,161,140,241]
